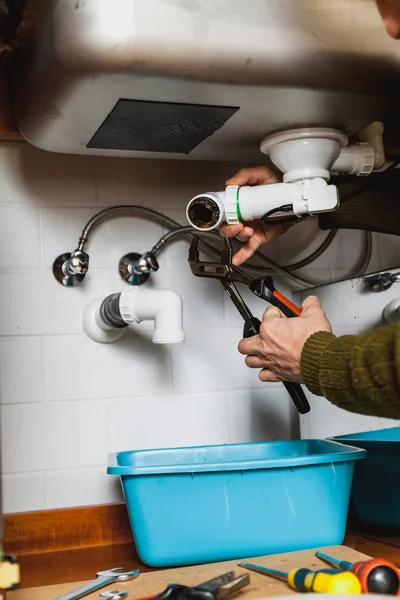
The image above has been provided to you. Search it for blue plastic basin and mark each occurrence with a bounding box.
[332,427,400,529]
[108,440,365,567]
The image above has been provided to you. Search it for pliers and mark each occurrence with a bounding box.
[188,237,310,415]
[138,571,250,600]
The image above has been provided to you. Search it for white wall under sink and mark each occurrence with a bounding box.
[0,142,399,512]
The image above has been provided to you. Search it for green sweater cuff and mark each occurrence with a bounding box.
[301,331,337,396]
[317,171,400,235]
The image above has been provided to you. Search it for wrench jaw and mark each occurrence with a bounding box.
[54,568,140,600]
[100,591,129,600]
[96,569,140,582]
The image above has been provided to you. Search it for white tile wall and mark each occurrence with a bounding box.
[109,393,232,452]
[0,141,397,512]
[0,338,43,404]
[1,402,110,472]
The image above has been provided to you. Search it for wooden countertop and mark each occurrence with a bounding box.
[7,503,400,593]
[11,539,400,600]
[14,533,400,591]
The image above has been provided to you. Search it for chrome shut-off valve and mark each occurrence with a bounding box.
[53,249,90,287]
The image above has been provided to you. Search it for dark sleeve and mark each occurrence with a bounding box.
[300,324,400,418]
[318,170,400,236]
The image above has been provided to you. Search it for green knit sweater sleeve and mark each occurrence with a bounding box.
[300,324,400,418]
[318,171,400,235]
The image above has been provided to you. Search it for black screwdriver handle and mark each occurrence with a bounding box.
[243,318,311,415]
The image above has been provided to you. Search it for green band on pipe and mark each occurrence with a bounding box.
[236,187,242,222]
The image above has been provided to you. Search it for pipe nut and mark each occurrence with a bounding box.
[119,288,140,324]
[224,185,240,225]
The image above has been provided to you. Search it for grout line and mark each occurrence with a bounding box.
[1,388,270,407]
[0,266,113,274]
[5,463,110,476]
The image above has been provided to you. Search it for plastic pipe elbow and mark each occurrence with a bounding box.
[119,288,184,344]
[83,289,184,344]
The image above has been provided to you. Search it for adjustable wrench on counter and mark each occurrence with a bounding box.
[54,567,139,600]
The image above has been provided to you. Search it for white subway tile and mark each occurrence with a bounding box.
[165,237,199,272]
[294,278,359,325]
[170,328,265,393]
[104,269,151,295]
[41,207,98,269]
[109,392,231,453]
[0,143,96,205]
[1,402,109,473]
[229,388,293,442]
[96,158,218,207]
[2,472,46,513]
[299,391,399,440]
[0,271,104,335]
[46,467,123,508]
[42,207,164,269]
[0,205,40,269]
[155,267,225,331]
[0,144,29,204]
[0,338,43,404]
[43,334,171,401]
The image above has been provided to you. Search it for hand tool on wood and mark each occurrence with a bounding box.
[137,570,250,600]
[188,236,310,414]
[316,550,400,595]
[54,567,139,600]
[239,561,361,594]
[99,592,128,600]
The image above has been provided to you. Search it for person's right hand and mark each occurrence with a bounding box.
[219,165,296,266]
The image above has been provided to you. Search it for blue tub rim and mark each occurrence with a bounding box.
[330,427,400,451]
[107,439,366,476]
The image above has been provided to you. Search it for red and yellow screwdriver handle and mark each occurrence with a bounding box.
[288,568,361,594]
[351,559,400,595]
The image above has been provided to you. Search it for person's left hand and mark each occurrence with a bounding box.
[238,296,332,383]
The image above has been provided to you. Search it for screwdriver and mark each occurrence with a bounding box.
[316,551,400,595]
[239,561,361,594]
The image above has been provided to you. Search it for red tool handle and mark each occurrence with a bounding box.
[273,291,301,316]
[250,277,301,318]
[351,560,400,595]
[248,276,310,414]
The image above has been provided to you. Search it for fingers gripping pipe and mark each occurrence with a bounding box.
[83,288,184,344]
[186,125,385,232]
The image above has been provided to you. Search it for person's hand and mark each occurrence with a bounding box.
[376,0,400,38]
[219,166,295,266]
[238,296,332,383]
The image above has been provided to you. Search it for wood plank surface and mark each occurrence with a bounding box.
[4,503,133,554]
[9,545,372,600]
